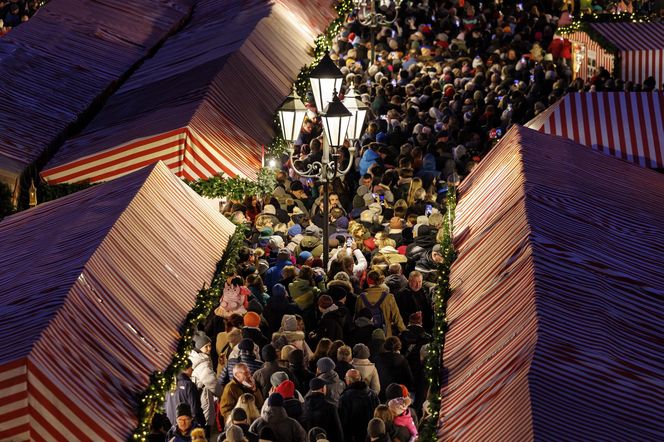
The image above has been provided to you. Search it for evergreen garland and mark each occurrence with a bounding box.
[187,167,276,201]
[420,186,458,441]
[130,224,248,441]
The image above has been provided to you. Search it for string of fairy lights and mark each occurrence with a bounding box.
[557,11,651,78]
[131,225,247,441]
[131,4,655,441]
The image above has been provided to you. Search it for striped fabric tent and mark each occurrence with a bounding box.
[439,126,664,441]
[561,22,664,84]
[0,162,235,440]
[42,0,335,184]
[525,92,664,169]
[0,0,193,192]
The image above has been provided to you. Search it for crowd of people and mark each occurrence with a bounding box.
[151,1,664,441]
[0,1,42,35]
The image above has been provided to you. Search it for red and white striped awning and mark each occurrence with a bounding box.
[0,162,235,440]
[525,92,664,169]
[42,0,336,184]
[0,0,193,190]
[439,126,664,441]
[590,22,664,85]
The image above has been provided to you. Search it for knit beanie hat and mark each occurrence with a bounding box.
[243,311,261,328]
[267,392,284,407]
[316,357,336,373]
[192,332,211,351]
[270,371,289,387]
[275,380,296,399]
[177,403,193,418]
[352,343,370,359]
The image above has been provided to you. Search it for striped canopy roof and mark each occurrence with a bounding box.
[525,92,664,169]
[439,126,664,441]
[0,162,235,440]
[42,0,335,184]
[590,22,664,51]
[0,0,194,188]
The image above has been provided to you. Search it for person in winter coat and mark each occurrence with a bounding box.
[346,308,376,348]
[189,332,217,430]
[374,337,414,401]
[287,349,315,397]
[350,344,380,394]
[219,339,264,388]
[164,360,205,428]
[334,345,354,381]
[399,312,431,411]
[355,270,405,337]
[242,312,270,348]
[166,403,202,442]
[219,363,264,421]
[288,265,321,311]
[359,143,381,175]
[301,378,344,442]
[264,249,294,295]
[309,295,345,344]
[314,357,345,405]
[404,225,437,273]
[217,408,258,442]
[253,344,295,400]
[273,379,303,422]
[396,270,433,331]
[272,314,313,364]
[338,369,380,442]
[262,283,300,335]
[414,244,445,284]
[249,393,307,442]
[389,396,418,441]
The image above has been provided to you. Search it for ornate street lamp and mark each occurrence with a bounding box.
[342,88,369,144]
[308,52,344,114]
[278,80,360,266]
[278,86,309,144]
[352,0,403,62]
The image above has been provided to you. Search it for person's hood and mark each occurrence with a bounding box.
[274,330,306,342]
[299,235,321,249]
[263,405,289,423]
[188,349,210,369]
[318,369,341,383]
[321,304,341,317]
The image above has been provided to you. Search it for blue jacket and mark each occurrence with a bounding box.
[164,372,205,430]
[359,148,380,175]
[264,258,291,294]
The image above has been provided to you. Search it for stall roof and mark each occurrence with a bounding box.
[440,125,664,441]
[589,22,664,51]
[0,162,235,440]
[526,92,664,169]
[0,0,194,188]
[42,0,336,184]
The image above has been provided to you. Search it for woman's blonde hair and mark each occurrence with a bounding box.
[228,393,261,425]
[407,178,423,206]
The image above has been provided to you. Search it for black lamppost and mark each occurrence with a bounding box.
[278,53,364,266]
[353,0,403,62]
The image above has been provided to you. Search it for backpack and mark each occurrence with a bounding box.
[360,291,389,331]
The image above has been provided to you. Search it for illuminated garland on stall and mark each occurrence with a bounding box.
[557,12,651,78]
[187,167,276,201]
[130,224,248,441]
[420,186,457,441]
